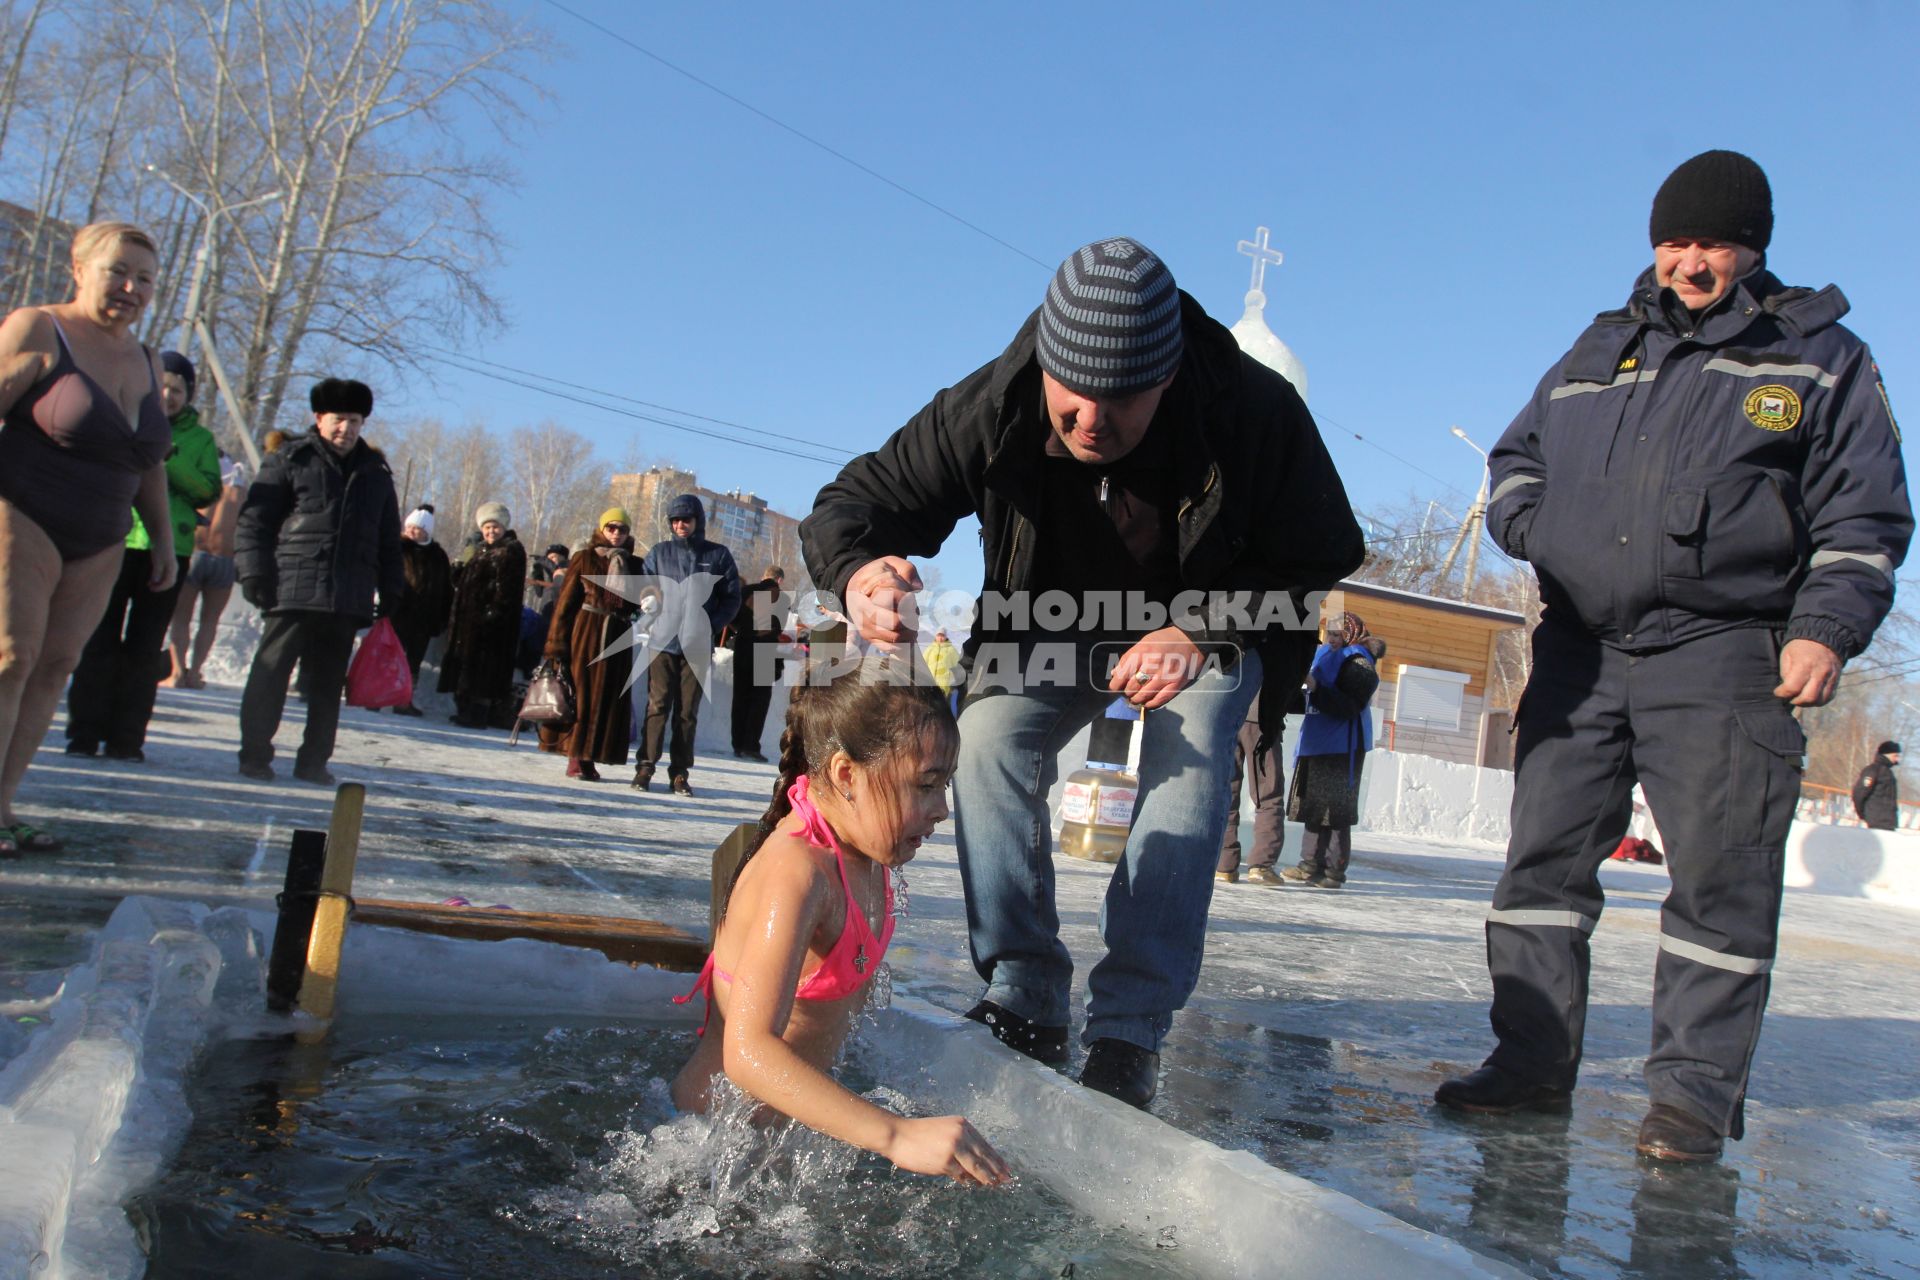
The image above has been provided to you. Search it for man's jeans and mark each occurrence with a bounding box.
[953,647,1260,1053]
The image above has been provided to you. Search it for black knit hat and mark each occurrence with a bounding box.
[1649,150,1772,252]
[1879,740,1902,756]
[159,350,196,401]
[1037,237,1183,397]
[310,377,374,417]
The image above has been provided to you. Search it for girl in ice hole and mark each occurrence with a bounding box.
[672,657,1011,1186]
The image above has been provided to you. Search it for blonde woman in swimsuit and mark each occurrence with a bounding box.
[0,221,175,856]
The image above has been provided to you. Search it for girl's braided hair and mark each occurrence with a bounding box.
[720,653,955,918]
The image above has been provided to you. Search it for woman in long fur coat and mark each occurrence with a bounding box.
[438,501,526,727]
[538,510,640,779]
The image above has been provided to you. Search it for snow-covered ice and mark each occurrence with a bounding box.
[2,665,1917,1276]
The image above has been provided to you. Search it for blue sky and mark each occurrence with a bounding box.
[403,0,1920,598]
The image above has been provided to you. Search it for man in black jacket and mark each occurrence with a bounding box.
[1437,152,1912,1163]
[1853,741,1901,831]
[802,238,1363,1107]
[235,378,405,783]
[728,565,789,762]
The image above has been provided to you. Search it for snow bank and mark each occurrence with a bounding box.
[1359,752,1513,843]
[1784,822,1920,910]
[1354,752,1920,912]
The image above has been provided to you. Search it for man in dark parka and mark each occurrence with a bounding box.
[1853,741,1901,831]
[1436,151,1912,1164]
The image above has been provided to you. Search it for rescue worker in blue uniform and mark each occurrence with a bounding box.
[1435,151,1912,1162]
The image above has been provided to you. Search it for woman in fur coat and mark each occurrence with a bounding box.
[438,501,526,728]
[538,509,640,779]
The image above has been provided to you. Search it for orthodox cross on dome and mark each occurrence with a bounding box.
[1237,225,1284,296]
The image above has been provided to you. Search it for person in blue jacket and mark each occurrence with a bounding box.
[1436,151,1912,1164]
[631,493,741,796]
[1282,613,1381,889]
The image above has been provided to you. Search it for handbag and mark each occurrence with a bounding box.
[517,659,575,727]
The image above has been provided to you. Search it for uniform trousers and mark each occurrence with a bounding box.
[1485,617,1803,1138]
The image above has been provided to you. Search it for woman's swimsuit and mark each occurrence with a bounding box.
[0,318,169,560]
[677,774,895,1031]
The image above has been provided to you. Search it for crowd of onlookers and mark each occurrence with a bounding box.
[0,218,810,856]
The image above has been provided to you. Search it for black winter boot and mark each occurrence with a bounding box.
[1079,1038,1160,1108]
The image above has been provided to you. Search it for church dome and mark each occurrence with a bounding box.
[1230,288,1308,403]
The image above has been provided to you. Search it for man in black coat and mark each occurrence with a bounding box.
[802,238,1362,1107]
[234,378,405,783]
[728,565,789,762]
[1852,741,1901,831]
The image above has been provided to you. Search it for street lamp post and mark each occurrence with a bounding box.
[143,166,280,470]
[1438,425,1492,599]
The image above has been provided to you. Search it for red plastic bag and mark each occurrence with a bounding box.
[1609,836,1664,865]
[345,618,414,709]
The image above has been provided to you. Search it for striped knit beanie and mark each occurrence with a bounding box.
[1037,238,1183,397]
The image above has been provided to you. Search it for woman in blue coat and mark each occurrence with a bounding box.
[1283,614,1383,888]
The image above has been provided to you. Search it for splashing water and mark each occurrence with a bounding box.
[140,1014,1187,1278]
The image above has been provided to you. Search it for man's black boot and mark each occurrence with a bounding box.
[1434,1063,1572,1114]
[1079,1038,1159,1109]
[963,1000,1069,1065]
[1635,1103,1724,1163]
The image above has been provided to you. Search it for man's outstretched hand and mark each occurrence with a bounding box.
[1775,637,1842,707]
[845,556,923,648]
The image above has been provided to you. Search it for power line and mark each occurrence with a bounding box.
[419,349,852,467]
[417,343,856,458]
[1315,409,1481,508]
[542,0,1052,271]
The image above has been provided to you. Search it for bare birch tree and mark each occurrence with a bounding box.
[507,420,609,553]
[1,0,546,455]
[0,0,54,167]
[440,423,509,554]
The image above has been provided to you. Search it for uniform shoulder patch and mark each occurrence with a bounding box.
[1743,384,1802,432]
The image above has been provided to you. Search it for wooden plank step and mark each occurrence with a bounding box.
[352,898,709,971]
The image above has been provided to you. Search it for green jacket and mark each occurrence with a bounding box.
[128,407,222,555]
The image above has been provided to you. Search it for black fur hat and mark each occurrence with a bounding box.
[310,377,374,417]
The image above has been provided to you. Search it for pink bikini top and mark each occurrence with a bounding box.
[676,775,895,1028]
